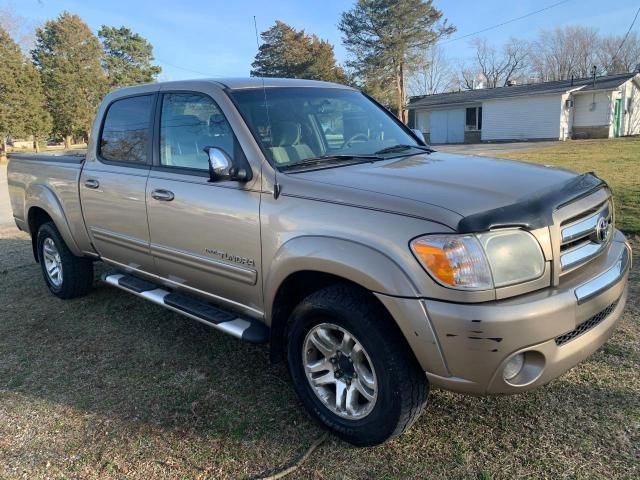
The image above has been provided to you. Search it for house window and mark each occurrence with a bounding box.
[465,107,482,131]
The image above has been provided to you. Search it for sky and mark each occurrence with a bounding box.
[2,0,639,81]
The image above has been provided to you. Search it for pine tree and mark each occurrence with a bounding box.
[99,26,161,88]
[17,62,52,152]
[0,26,24,156]
[251,21,346,83]
[32,12,107,148]
[339,0,455,121]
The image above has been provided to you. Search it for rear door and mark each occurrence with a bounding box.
[80,94,156,272]
[145,91,262,316]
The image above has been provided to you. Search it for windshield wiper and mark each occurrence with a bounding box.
[374,144,434,155]
[279,154,382,171]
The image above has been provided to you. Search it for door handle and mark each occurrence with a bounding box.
[84,179,100,189]
[151,189,175,201]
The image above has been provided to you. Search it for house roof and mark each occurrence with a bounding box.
[408,72,638,109]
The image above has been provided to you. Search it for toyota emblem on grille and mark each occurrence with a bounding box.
[595,216,610,244]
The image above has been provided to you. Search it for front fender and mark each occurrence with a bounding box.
[264,235,448,375]
[26,184,83,257]
[264,235,419,319]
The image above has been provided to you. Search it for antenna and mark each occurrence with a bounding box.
[253,16,280,199]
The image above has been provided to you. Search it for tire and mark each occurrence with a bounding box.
[287,284,429,446]
[36,221,93,299]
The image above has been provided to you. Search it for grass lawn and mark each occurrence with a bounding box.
[497,137,640,235]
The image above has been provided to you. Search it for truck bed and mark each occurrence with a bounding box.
[7,152,91,256]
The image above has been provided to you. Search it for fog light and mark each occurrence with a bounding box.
[503,353,525,381]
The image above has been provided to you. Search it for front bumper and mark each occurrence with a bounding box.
[381,232,631,395]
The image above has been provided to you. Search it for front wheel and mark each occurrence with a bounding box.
[287,284,429,446]
[37,222,93,299]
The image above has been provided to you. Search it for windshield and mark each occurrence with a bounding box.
[229,87,420,168]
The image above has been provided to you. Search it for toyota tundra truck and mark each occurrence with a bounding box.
[7,78,631,446]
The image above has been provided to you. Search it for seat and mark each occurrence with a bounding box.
[268,121,314,164]
[161,114,206,168]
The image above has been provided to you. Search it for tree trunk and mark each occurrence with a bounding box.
[34,137,40,153]
[1,138,6,162]
[399,62,407,124]
[64,135,72,149]
[396,68,403,121]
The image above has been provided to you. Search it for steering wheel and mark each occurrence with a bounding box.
[341,133,369,149]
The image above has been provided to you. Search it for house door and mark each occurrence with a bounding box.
[614,98,622,137]
[430,109,465,144]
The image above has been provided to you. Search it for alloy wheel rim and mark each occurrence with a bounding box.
[42,238,63,287]
[302,322,378,420]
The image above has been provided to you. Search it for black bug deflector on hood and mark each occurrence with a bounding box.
[456,173,607,233]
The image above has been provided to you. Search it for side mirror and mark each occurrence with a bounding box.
[204,146,250,182]
[411,128,427,144]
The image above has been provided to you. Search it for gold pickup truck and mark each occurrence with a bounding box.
[7,78,631,446]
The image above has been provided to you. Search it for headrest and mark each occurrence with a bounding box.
[163,114,203,128]
[209,114,231,135]
[271,121,301,147]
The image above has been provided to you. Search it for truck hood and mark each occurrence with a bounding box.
[288,152,579,229]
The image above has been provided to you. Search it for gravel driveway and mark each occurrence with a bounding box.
[436,141,559,157]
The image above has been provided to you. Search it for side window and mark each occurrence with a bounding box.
[160,93,236,170]
[100,95,153,164]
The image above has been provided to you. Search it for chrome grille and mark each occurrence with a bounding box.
[555,299,618,346]
[558,199,612,274]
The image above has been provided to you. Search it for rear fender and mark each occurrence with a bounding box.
[26,184,83,257]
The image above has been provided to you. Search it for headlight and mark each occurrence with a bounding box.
[476,230,545,287]
[410,235,493,289]
[410,230,544,290]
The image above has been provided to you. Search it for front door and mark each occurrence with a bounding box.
[80,94,155,272]
[146,92,262,316]
[614,98,622,137]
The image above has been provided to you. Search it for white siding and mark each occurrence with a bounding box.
[572,91,612,127]
[621,79,640,136]
[481,94,562,141]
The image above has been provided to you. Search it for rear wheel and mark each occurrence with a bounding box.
[287,284,429,446]
[37,222,93,299]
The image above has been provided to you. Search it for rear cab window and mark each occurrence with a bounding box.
[99,95,154,164]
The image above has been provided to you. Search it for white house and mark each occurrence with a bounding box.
[408,72,640,144]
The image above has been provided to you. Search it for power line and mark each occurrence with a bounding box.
[154,57,214,77]
[440,0,573,45]
[610,6,640,65]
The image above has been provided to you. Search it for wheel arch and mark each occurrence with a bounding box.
[26,184,83,259]
[265,236,420,362]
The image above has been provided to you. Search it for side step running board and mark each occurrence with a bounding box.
[102,273,269,343]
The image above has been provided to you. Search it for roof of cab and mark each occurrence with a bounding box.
[112,77,354,94]
[209,77,355,90]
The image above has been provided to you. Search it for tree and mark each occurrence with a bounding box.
[17,62,52,152]
[99,26,161,88]
[407,44,454,96]
[32,12,107,148]
[339,0,455,122]
[530,26,600,81]
[598,32,640,74]
[460,37,530,89]
[0,26,24,155]
[0,6,35,52]
[251,21,346,83]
